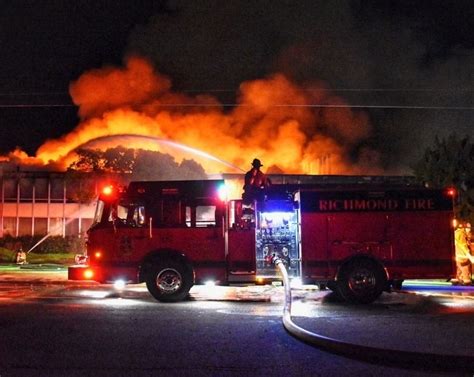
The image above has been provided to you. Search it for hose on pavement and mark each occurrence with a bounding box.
[273,256,474,373]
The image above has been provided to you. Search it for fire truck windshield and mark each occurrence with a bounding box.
[92,198,145,228]
[108,204,129,223]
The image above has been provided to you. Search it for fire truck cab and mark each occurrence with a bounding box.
[69,179,455,304]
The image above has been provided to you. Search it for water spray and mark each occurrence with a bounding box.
[272,255,474,373]
[28,133,245,255]
[75,133,245,173]
[27,214,85,254]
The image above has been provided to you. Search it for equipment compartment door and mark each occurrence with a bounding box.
[227,228,256,275]
[327,213,392,261]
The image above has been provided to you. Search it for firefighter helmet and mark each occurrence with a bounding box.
[251,158,263,168]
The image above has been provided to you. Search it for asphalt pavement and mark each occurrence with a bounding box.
[1,263,474,375]
[1,263,474,296]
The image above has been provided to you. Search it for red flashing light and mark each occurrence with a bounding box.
[84,269,94,279]
[446,187,456,197]
[102,186,113,196]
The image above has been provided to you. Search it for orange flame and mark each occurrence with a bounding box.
[5,56,383,175]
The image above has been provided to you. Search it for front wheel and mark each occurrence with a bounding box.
[336,259,386,304]
[146,259,193,302]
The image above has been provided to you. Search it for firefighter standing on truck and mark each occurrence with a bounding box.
[454,222,473,285]
[242,158,270,204]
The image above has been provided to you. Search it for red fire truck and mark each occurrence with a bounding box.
[68,179,455,303]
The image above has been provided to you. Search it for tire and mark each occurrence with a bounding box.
[336,259,386,304]
[145,259,193,302]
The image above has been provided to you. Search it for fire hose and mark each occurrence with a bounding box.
[272,256,474,373]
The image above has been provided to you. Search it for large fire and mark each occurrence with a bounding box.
[5,56,382,175]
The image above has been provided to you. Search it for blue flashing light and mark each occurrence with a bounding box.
[217,184,228,201]
[261,211,292,226]
[261,200,295,213]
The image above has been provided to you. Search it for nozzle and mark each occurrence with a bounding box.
[271,254,283,266]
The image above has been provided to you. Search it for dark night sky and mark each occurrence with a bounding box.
[0,0,473,170]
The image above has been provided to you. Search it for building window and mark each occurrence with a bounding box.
[3,179,17,200]
[18,218,31,236]
[49,218,64,236]
[3,217,16,236]
[81,218,93,235]
[65,219,79,236]
[20,179,33,200]
[50,179,64,201]
[34,218,48,235]
[35,179,49,200]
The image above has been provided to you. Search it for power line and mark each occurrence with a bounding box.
[0,92,69,96]
[0,103,473,110]
[0,104,75,108]
[0,88,472,99]
[183,88,474,93]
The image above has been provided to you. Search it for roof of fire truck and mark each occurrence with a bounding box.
[261,175,424,197]
[120,175,429,201]
[125,179,225,200]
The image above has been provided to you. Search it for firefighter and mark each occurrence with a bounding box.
[453,222,473,285]
[15,248,27,265]
[242,158,271,204]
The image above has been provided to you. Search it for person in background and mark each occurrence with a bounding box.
[15,248,27,265]
[454,222,473,285]
[242,158,271,204]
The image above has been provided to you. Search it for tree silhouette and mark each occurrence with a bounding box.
[68,148,104,172]
[413,134,474,223]
[103,146,135,173]
[68,146,207,182]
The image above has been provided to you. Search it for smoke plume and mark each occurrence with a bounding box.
[28,56,381,175]
[4,1,472,174]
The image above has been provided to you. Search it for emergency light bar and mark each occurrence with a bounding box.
[217,184,228,201]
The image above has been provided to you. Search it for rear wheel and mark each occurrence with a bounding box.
[146,259,193,302]
[337,259,386,304]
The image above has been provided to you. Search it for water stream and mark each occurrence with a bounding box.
[27,216,83,254]
[76,133,245,173]
[27,134,245,253]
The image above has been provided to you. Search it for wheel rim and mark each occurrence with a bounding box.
[347,267,376,296]
[156,268,182,294]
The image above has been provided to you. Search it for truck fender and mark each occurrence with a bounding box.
[138,249,194,283]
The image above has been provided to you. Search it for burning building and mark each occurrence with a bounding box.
[2,56,384,176]
[0,169,96,238]
[0,56,394,238]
